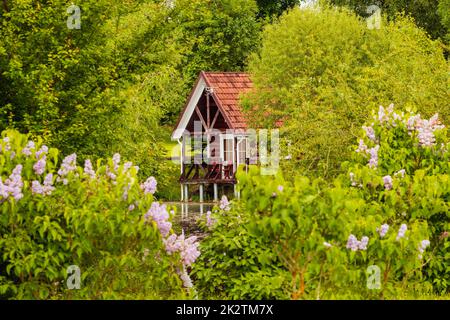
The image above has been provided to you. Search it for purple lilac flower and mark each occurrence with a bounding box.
[383,175,393,190]
[277,185,284,192]
[57,153,77,180]
[378,105,386,123]
[84,159,95,178]
[407,115,419,131]
[219,195,230,211]
[377,224,389,238]
[31,173,55,196]
[394,169,405,178]
[163,232,200,266]
[35,145,48,159]
[206,211,216,229]
[367,145,379,169]
[396,224,407,241]
[362,126,376,141]
[179,268,193,288]
[346,234,359,251]
[418,239,431,260]
[31,180,42,195]
[141,177,157,195]
[10,151,15,160]
[22,141,35,156]
[415,114,445,147]
[418,240,430,253]
[358,236,369,250]
[356,139,368,153]
[1,165,24,201]
[112,153,121,171]
[145,202,171,237]
[123,161,133,171]
[128,204,136,211]
[33,156,46,175]
[1,137,11,153]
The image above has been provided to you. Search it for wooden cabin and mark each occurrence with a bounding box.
[172,71,254,202]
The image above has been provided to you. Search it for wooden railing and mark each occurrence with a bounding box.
[180,162,235,183]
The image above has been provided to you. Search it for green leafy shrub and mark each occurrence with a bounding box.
[193,105,449,299]
[244,6,449,177]
[0,130,200,299]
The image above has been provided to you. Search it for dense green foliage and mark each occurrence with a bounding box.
[244,6,449,177]
[0,130,191,299]
[329,0,449,43]
[193,106,449,299]
[0,131,195,299]
[0,0,261,198]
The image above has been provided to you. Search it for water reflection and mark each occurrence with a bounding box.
[165,202,215,239]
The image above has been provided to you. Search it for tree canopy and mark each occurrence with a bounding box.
[244,6,449,177]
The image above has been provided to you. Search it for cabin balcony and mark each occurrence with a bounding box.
[179,162,237,185]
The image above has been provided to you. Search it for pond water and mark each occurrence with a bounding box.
[164,201,216,239]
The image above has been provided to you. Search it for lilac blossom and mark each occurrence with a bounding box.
[418,239,430,260]
[396,224,407,241]
[415,114,445,147]
[362,126,376,141]
[179,268,193,288]
[35,145,48,159]
[22,141,35,156]
[205,211,216,229]
[277,185,284,192]
[128,204,136,211]
[356,139,368,153]
[358,236,369,250]
[33,156,46,175]
[367,145,379,169]
[10,152,15,160]
[377,224,389,238]
[57,153,77,180]
[31,173,55,196]
[163,232,200,267]
[112,153,121,171]
[383,175,393,190]
[141,177,157,195]
[219,195,230,211]
[346,234,359,251]
[1,137,11,153]
[83,159,95,178]
[394,169,405,178]
[145,202,171,237]
[123,161,133,171]
[1,165,24,201]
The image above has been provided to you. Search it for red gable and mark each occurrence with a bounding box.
[201,71,253,130]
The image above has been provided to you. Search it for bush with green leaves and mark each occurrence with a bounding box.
[244,6,449,178]
[193,105,449,299]
[0,130,200,299]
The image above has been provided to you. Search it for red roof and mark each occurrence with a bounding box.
[201,71,252,130]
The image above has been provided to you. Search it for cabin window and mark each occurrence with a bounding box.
[220,134,234,165]
[237,137,248,166]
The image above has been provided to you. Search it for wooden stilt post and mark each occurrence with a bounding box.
[184,184,188,202]
[199,184,204,203]
[180,184,184,201]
